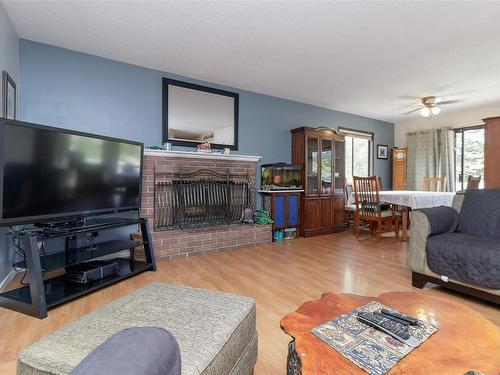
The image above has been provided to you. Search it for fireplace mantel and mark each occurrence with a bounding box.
[144,149,262,162]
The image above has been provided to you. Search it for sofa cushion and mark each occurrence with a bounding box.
[70,327,181,375]
[426,233,500,289]
[458,189,500,238]
[18,283,257,375]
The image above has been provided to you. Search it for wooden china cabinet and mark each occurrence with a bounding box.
[291,127,345,237]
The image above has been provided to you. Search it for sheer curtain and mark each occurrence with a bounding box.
[407,127,455,191]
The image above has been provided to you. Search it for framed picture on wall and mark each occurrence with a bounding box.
[377,144,388,159]
[2,70,16,120]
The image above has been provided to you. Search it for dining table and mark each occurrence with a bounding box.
[347,190,456,241]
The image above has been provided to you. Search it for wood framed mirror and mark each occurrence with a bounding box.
[162,78,239,150]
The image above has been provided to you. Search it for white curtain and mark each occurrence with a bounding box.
[407,127,455,192]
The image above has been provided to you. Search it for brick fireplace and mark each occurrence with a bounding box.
[140,150,272,260]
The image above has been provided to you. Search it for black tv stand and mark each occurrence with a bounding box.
[0,217,156,319]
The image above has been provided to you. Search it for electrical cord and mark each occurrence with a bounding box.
[40,242,46,280]
[9,226,47,286]
[84,235,97,257]
[9,226,28,286]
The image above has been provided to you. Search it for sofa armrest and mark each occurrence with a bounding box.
[409,210,432,274]
[417,206,459,235]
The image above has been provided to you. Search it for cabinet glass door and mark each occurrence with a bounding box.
[306,137,319,195]
[321,138,333,195]
[334,140,345,194]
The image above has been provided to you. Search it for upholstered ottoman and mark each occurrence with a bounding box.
[18,283,257,375]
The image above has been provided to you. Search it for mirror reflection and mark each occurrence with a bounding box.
[163,79,238,149]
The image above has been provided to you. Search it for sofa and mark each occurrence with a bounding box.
[409,189,500,304]
[18,283,257,375]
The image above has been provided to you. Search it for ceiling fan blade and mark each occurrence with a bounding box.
[400,95,423,101]
[403,107,423,115]
[438,99,464,105]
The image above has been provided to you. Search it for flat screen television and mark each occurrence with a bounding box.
[0,118,143,226]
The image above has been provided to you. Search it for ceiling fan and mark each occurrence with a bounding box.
[403,96,463,117]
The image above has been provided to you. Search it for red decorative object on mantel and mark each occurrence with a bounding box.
[197,142,211,153]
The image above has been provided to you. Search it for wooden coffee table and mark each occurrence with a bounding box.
[280,292,500,374]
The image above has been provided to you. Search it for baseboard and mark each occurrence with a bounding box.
[411,272,500,304]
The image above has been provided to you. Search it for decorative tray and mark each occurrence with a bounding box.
[311,301,438,375]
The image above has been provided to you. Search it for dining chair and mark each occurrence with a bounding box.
[466,175,481,190]
[422,176,447,192]
[352,176,400,241]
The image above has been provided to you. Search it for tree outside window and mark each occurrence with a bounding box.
[341,128,373,184]
[455,126,484,190]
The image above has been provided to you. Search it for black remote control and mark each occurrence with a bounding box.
[374,311,410,326]
[381,308,420,326]
[357,312,420,347]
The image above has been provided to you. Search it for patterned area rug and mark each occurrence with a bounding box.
[311,301,438,375]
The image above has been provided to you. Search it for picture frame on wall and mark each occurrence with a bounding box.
[377,144,388,159]
[2,70,16,120]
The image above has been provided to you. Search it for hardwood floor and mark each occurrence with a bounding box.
[0,231,498,374]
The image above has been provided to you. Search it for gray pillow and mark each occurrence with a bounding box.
[70,327,181,375]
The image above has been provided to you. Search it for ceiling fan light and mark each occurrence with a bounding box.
[431,106,441,115]
[420,107,431,117]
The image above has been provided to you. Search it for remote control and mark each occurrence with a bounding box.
[381,308,420,326]
[357,312,420,347]
[374,311,410,326]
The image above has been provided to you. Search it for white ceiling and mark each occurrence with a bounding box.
[3,1,500,123]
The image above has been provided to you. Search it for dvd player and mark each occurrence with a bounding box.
[65,260,119,284]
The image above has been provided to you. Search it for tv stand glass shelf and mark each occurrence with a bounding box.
[0,217,156,319]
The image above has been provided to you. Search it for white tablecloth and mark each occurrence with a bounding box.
[347,190,456,209]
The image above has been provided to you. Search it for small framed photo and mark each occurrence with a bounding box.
[377,144,388,160]
[2,70,16,120]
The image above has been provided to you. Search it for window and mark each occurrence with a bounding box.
[454,126,484,190]
[340,128,373,184]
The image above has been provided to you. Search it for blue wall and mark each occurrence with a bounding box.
[19,39,394,188]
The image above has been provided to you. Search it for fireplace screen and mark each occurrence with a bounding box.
[154,169,253,230]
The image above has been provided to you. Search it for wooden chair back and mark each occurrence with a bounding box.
[466,175,481,190]
[353,176,400,241]
[353,176,380,218]
[422,176,447,192]
[366,176,382,193]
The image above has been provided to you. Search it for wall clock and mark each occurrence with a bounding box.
[395,150,406,160]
